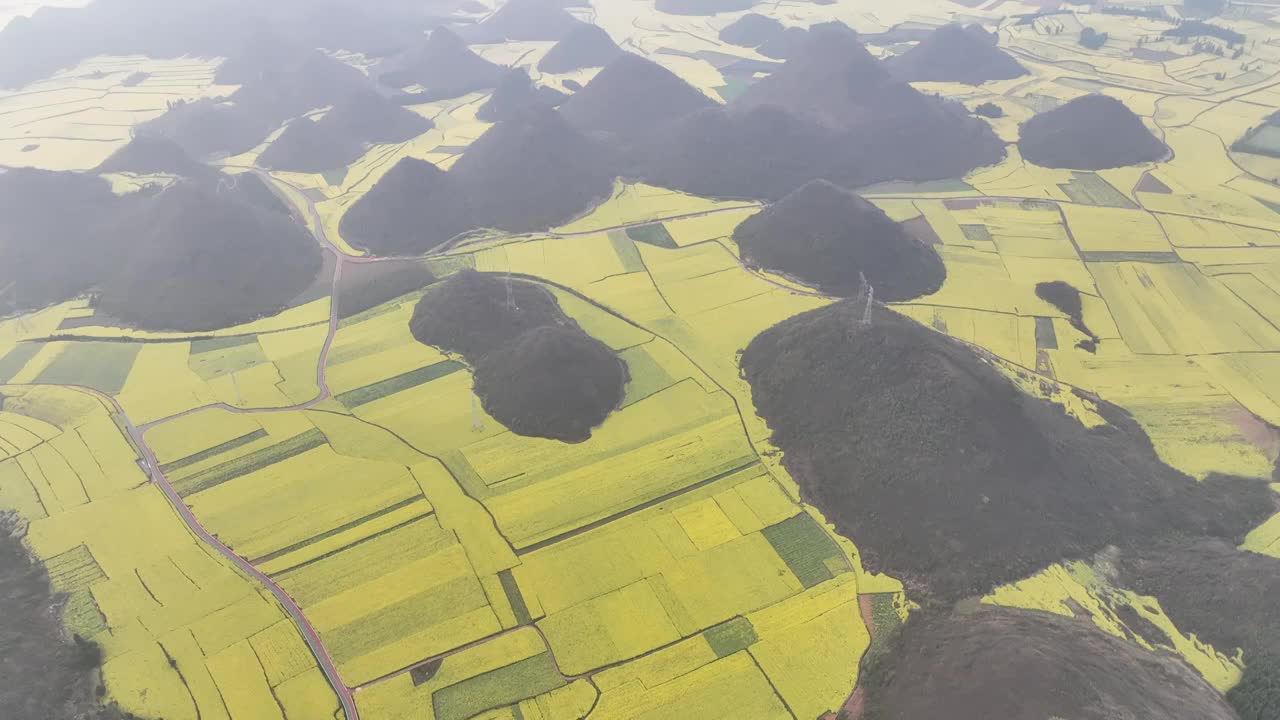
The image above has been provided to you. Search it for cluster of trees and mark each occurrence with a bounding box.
[1080,27,1108,50]
[974,102,1004,118]
[1165,19,1246,44]
[1099,5,1168,20]
[1228,654,1280,720]
[409,271,627,442]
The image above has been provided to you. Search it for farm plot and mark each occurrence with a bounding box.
[354,628,584,720]
[472,233,643,289]
[469,379,757,549]
[1045,343,1278,479]
[1061,205,1172,254]
[969,201,1079,259]
[180,425,427,564]
[1088,261,1280,354]
[1157,215,1280,248]
[0,55,230,170]
[0,385,336,719]
[554,181,758,235]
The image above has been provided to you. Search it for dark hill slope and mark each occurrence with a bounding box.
[739,303,1272,604]
[450,107,615,232]
[718,15,829,59]
[639,27,1004,198]
[1115,540,1280,719]
[323,90,434,144]
[719,14,784,47]
[96,133,216,180]
[731,180,944,299]
[97,182,322,330]
[339,157,472,255]
[139,99,273,159]
[341,108,614,254]
[464,0,583,42]
[864,606,1240,720]
[558,52,716,137]
[655,0,755,15]
[755,27,810,60]
[477,68,568,122]
[0,519,146,719]
[142,49,373,158]
[409,269,566,358]
[380,26,505,97]
[257,117,362,173]
[884,23,1028,85]
[735,25,890,128]
[227,173,290,215]
[1118,540,1280,674]
[0,170,321,330]
[0,169,121,314]
[635,104,837,200]
[475,325,628,442]
[409,270,627,441]
[259,91,432,172]
[213,28,306,85]
[537,23,622,72]
[1018,94,1168,170]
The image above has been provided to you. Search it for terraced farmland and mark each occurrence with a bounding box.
[4,0,1280,718]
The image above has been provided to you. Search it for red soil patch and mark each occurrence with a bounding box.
[1226,406,1280,469]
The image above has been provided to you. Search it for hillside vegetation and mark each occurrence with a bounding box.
[716,14,811,58]
[884,23,1028,84]
[339,158,472,254]
[1018,94,1169,169]
[1116,537,1280,720]
[863,606,1240,720]
[0,169,321,330]
[142,48,371,158]
[477,68,568,123]
[0,517,146,719]
[379,26,505,98]
[464,0,582,42]
[341,108,615,255]
[740,303,1272,603]
[409,270,627,441]
[558,52,717,137]
[259,90,432,172]
[537,23,621,72]
[97,182,322,330]
[96,133,217,179]
[731,180,945,300]
[638,26,1005,198]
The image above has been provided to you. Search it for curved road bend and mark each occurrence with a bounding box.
[48,385,360,720]
[86,173,360,717]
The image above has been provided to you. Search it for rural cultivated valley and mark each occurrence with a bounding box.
[3,0,1280,719]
